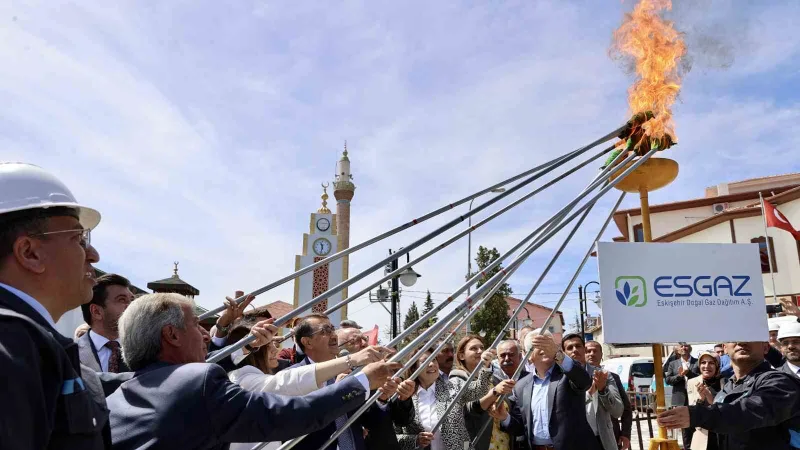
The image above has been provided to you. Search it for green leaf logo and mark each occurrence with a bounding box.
[615,276,648,307]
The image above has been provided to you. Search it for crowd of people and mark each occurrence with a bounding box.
[2,162,800,450]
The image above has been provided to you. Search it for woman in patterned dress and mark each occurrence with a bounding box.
[396,345,493,450]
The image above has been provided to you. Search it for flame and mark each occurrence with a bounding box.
[612,0,686,148]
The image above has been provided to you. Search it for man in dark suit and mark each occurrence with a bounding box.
[665,342,698,448]
[78,273,134,373]
[0,163,109,450]
[585,340,633,450]
[107,293,400,450]
[778,321,800,379]
[288,314,409,450]
[494,330,599,450]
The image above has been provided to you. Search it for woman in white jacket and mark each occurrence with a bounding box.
[225,319,396,450]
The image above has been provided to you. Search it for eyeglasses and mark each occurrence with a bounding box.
[30,228,92,250]
[310,324,336,336]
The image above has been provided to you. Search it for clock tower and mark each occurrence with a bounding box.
[292,152,353,326]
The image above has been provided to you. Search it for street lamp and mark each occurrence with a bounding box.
[387,249,423,339]
[399,267,422,287]
[466,187,506,333]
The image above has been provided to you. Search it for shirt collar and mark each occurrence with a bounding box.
[533,364,555,381]
[787,361,800,375]
[419,381,437,396]
[89,329,115,349]
[0,282,56,329]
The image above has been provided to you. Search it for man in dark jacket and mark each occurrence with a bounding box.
[658,341,800,450]
[0,162,109,450]
[665,342,698,448]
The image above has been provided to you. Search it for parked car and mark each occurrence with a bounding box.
[602,356,672,409]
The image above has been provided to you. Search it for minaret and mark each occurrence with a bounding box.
[333,142,355,319]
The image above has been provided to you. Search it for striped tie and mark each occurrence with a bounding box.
[327,378,356,450]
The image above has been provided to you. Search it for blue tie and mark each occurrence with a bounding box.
[327,378,356,450]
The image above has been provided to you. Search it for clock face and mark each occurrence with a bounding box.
[313,238,332,256]
[316,217,331,232]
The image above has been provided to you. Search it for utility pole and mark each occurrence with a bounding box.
[389,249,400,339]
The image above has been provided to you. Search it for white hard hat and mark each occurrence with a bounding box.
[769,322,781,332]
[0,163,100,229]
[778,321,800,341]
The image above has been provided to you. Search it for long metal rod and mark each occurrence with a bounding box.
[314,152,639,450]
[200,124,625,320]
[469,190,628,448]
[208,146,615,363]
[429,190,601,435]
[273,144,612,348]
[260,149,652,450]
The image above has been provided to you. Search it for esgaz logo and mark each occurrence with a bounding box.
[615,276,647,307]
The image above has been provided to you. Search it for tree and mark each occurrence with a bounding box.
[421,290,438,327]
[403,301,420,331]
[469,246,512,344]
[569,310,582,334]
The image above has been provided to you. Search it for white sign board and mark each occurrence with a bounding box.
[597,242,767,344]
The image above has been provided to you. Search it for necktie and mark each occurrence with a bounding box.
[327,378,356,450]
[105,341,122,373]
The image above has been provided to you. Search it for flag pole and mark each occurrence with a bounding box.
[758,192,779,304]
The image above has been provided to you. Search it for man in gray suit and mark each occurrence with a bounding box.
[493,330,600,450]
[664,342,698,448]
[778,321,800,379]
[562,333,624,450]
[107,292,400,450]
[78,273,134,373]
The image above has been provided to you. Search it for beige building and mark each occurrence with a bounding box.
[592,173,800,357]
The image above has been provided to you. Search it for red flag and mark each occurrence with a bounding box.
[763,200,800,240]
[363,325,379,346]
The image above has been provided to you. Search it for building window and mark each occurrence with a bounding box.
[751,236,777,273]
[633,224,644,242]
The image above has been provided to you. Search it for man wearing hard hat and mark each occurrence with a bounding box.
[779,322,800,379]
[0,163,109,449]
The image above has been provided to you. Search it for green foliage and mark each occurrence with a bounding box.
[421,290,438,327]
[403,301,420,331]
[469,246,512,344]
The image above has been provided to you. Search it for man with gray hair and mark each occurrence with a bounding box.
[107,293,401,450]
[492,329,600,450]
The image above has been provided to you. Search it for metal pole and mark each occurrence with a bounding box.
[467,198,474,334]
[210,146,622,363]
[200,124,626,320]
[579,285,585,338]
[391,250,399,339]
[469,191,628,448]
[258,153,646,450]
[759,192,779,303]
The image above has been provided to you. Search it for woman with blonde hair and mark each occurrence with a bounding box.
[686,350,722,450]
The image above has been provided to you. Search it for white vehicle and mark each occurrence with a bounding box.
[601,356,672,408]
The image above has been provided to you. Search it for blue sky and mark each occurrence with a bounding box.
[2,1,799,339]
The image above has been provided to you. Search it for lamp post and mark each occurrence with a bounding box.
[466,188,506,333]
[388,249,422,339]
[578,281,600,339]
[516,307,532,339]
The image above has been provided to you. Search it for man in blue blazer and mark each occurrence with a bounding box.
[494,330,599,450]
[106,293,399,450]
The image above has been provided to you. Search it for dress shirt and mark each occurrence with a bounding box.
[439,370,449,382]
[501,356,575,446]
[0,282,56,329]
[787,361,800,378]
[307,356,371,399]
[681,358,690,371]
[417,382,443,450]
[88,329,120,372]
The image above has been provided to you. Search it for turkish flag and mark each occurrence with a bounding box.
[363,325,379,346]
[763,200,800,240]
